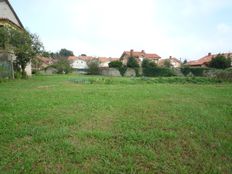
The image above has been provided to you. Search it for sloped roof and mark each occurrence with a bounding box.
[145,53,161,59]
[0,0,24,28]
[122,50,161,59]
[98,57,119,63]
[79,55,96,61]
[170,57,181,63]
[67,56,78,61]
[37,56,54,65]
[158,57,181,66]
[188,52,232,66]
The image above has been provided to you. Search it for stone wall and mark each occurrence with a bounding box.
[100,68,121,77]
[0,50,14,78]
[124,68,136,77]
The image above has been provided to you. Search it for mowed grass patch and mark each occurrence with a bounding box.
[0,75,232,173]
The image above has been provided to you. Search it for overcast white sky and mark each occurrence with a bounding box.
[11,0,232,60]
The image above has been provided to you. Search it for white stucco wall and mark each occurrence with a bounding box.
[71,60,88,69]
[99,62,110,68]
[0,0,20,26]
[170,60,181,68]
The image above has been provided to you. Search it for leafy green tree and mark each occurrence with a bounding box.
[119,65,127,76]
[208,54,231,69]
[142,59,157,68]
[42,51,51,58]
[0,27,10,49]
[87,60,100,75]
[59,48,74,57]
[0,27,43,78]
[109,61,123,68]
[10,30,43,77]
[53,58,72,74]
[163,59,171,68]
[127,57,139,68]
[183,59,188,64]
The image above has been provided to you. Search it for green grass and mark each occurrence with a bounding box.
[0,75,232,173]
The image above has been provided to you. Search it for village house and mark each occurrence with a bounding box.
[158,56,182,68]
[68,55,94,70]
[68,55,120,70]
[32,56,54,71]
[0,0,31,77]
[187,52,232,67]
[98,57,119,68]
[120,49,161,66]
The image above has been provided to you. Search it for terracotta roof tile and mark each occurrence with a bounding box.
[122,50,160,59]
[188,52,232,66]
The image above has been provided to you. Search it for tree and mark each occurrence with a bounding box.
[208,54,231,69]
[0,27,43,78]
[127,57,139,68]
[163,59,171,68]
[53,58,72,74]
[59,48,74,57]
[42,51,51,58]
[109,61,123,68]
[87,60,100,75]
[0,27,11,49]
[183,59,188,64]
[142,59,157,68]
[10,29,43,77]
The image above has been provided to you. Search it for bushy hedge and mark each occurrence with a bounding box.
[143,67,175,77]
[181,67,209,76]
[109,61,123,68]
[214,68,232,82]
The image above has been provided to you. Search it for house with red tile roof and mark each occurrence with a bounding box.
[187,52,232,67]
[32,56,54,71]
[68,55,120,69]
[158,56,182,68]
[120,49,161,66]
[98,57,120,68]
[68,56,93,70]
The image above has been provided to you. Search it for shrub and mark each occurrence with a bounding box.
[127,57,139,68]
[214,70,232,82]
[142,59,157,68]
[208,54,231,69]
[53,58,72,74]
[163,59,171,68]
[87,60,100,75]
[143,67,175,77]
[109,61,123,68]
[119,65,127,76]
[181,67,209,76]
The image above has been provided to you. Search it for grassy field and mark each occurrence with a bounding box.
[0,75,232,173]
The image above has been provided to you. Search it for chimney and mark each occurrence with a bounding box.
[208,53,212,56]
[169,56,172,59]
[130,49,134,57]
[141,50,145,54]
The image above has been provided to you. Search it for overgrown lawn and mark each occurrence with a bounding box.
[0,75,231,173]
